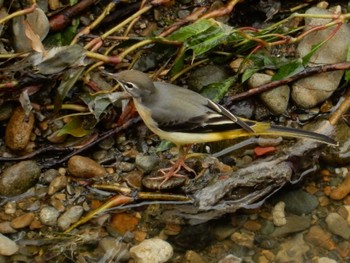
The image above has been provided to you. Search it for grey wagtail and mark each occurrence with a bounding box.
[106,70,336,186]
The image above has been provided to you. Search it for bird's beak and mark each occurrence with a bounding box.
[101,70,117,79]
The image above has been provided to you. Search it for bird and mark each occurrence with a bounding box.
[105,69,337,187]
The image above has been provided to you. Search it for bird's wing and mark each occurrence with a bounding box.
[149,82,255,134]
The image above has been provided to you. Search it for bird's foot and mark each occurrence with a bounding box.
[150,157,196,188]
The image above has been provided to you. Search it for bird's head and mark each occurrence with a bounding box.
[105,70,155,99]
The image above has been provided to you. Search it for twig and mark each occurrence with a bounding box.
[227,61,350,104]
[0,4,36,25]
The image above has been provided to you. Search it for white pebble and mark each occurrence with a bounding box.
[130,238,173,263]
[0,233,18,256]
[272,201,287,226]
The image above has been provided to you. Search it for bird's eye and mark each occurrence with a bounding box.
[123,82,135,90]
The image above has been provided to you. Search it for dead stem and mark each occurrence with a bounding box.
[227,61,350,104]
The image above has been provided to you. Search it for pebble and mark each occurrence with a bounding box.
[57,206,84,230]
[273,189,318,215]
[12,7,49,52]
[275,233,309,263]
[0,160,41,196]
[218,254,242,263]
[99,237,130,261]
[5,106,35,151]
[243,220,262,232]
[0,102,13,121]
[110,213,140,235]
[325,212,350,239]
[231,232,254,248]
[135,154,159,173]
[4,201,16,215]
[305,225,335,250]
[40,169,59,184]
[248,73,290,114]
[183,250,207,263]
[271,201,286,226]
[68,155,106,178]
[187,65,229,92]
[129,238,173,263]
[0,233,18,256]
[271,215,311,237]
[316,257,338,263]
[0,222,16,234]
[118,161,135,172]
[329,172,350,200]
[10,213,35,229]
[48,174,67,195]
[212,224,236,241]
[40,206,60,226]
[292,7,350,108]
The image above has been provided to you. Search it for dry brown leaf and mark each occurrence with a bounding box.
[23,19,46,55]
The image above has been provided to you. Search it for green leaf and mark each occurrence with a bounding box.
[271,59,304,81]
[57,116,90,137]
[168,19,215,41]
[302,40,326,66]
[200,76,236,102]
[156,140,175,152]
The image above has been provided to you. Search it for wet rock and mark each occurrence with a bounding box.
[271,215,311,237]
[218,254,242,263]
[325,212,350,239]
[231,231,254,248]
[118,161,135,172]
[5,107,35,151]
[273,189,318,215]
[271,201,286,226]
[0,233,18,256]
[11,213,35,229]
[275,233,309,263]
[243,220,261,232]
[68,155,106,178]
[187,65,229,92]
[292,7,350,108]
[99,237,130,261]
[321,120,350,165]
[0,160,41,197]
[98,137,115,150]
[212,223,235,241]
[316,257,337,263]
[248,73,290,114]
[0,103,13,121]
[40,206,60,226]
[0,222,16,234]
[129,238,173,263]
[57,206,84,230]
[124,170,143,189]
[305,225,335,250]
[12,7,49,52]
[110,213,139,235]
[135,154,159,173]
[48,174,67,195]
[40,169,60,184]
[329,172,350,200]
[183,250,207,263]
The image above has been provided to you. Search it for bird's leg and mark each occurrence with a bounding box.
[151,144,195,186]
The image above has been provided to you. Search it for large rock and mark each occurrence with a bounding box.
[292,7,350,108]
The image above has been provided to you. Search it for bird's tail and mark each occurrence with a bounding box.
[262,124,337,146]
